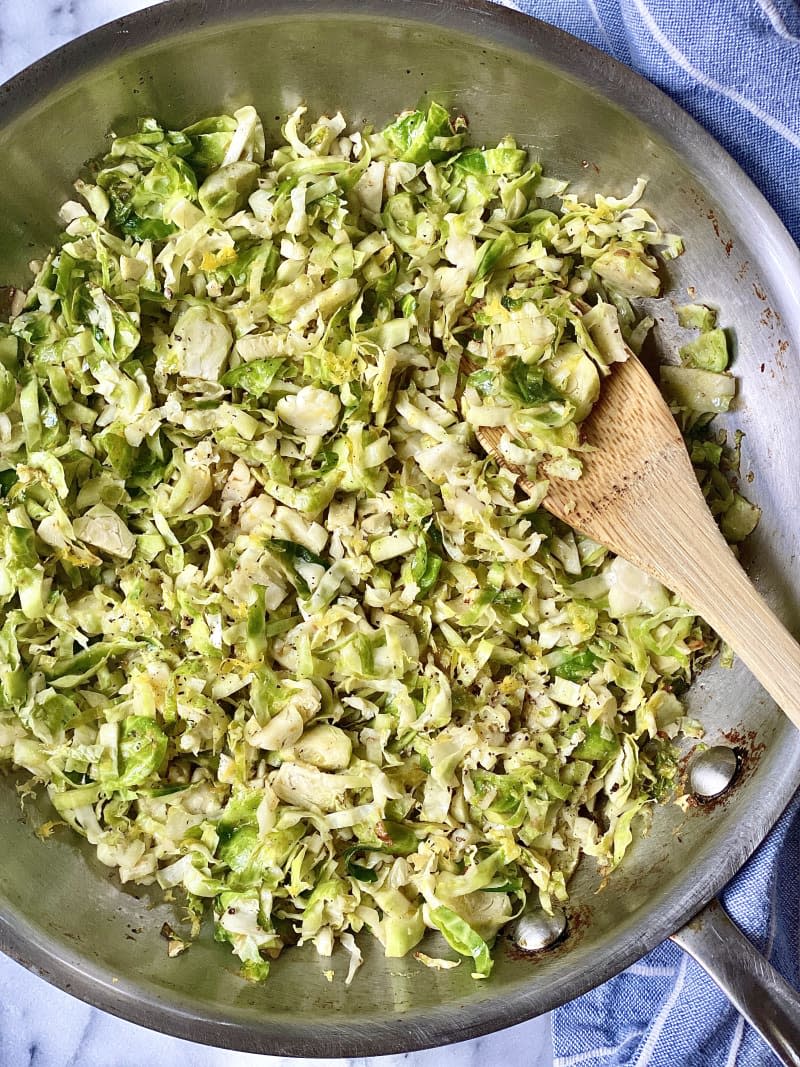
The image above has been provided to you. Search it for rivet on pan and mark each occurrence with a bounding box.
[689,745,739,799]
[510,908,566,951]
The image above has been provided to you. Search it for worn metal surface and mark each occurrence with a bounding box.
[0,0,799,1057]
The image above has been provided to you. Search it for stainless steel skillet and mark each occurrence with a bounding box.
[0,0,799,1059]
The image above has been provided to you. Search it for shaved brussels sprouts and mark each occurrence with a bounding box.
[0,101,753,986]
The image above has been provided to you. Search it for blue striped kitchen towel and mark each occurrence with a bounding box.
[486,1,800,1064]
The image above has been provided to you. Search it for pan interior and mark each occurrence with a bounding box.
[0,4,799,1056]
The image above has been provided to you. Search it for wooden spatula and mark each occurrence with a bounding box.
[471,351,800,731]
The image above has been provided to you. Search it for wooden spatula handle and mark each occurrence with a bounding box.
[534,354,800,731]
[595,448,800,732]
[647,508,800,732]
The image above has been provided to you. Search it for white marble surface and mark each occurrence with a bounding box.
[0,3,553,1065]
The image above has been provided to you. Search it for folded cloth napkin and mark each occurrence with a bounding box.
[486,1,800,1063]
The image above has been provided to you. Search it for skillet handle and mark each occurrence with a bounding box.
[671,898,800,1067]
